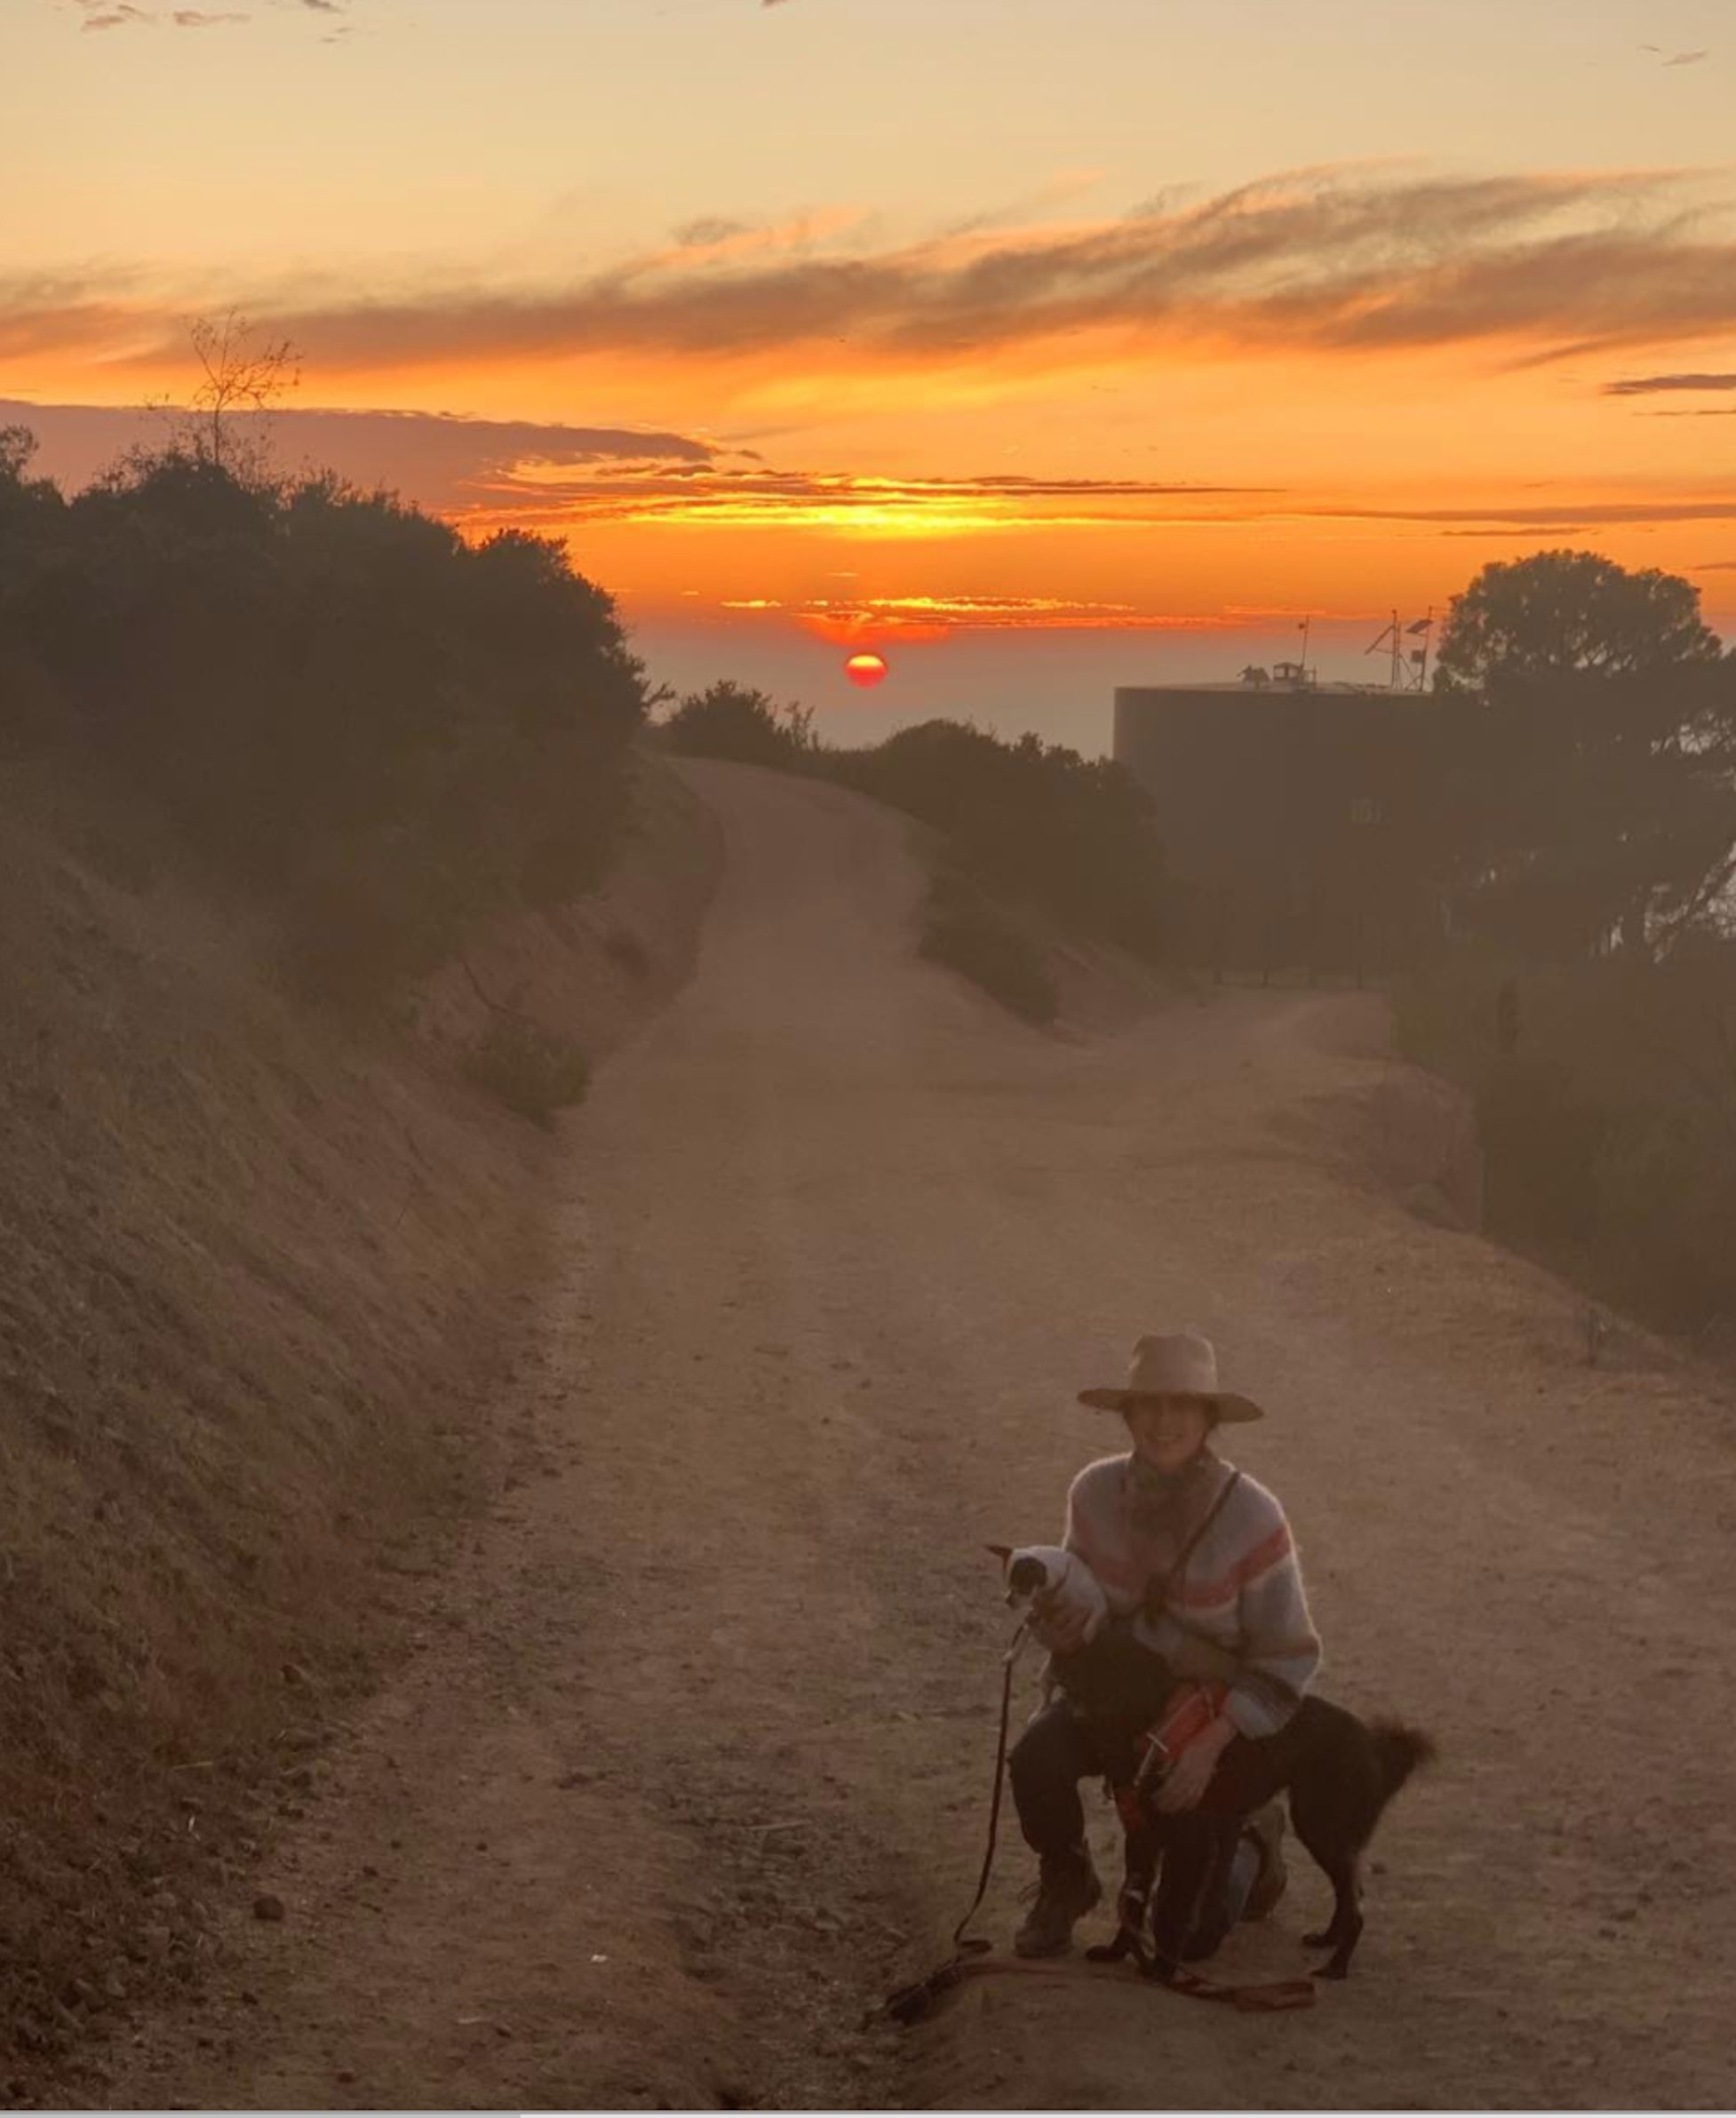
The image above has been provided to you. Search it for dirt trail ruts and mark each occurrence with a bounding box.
[100,760,1736,2109]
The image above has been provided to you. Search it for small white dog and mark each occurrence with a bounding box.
[989,1542,1110,1647]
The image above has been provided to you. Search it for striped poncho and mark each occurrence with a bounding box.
[1063,1451,1321,1740]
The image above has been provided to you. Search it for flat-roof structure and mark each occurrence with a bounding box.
[1113,677,1429,973]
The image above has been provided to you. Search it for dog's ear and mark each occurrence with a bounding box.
[983,1541,1014,1565]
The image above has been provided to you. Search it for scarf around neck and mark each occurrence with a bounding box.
[1127,1445,1222,1540]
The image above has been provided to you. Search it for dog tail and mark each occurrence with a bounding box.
[1369,1719,1437,1810]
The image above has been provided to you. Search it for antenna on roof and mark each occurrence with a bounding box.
[1367,606,1436,690]
[1406,607,1435,691]
[1366,609,1404,689]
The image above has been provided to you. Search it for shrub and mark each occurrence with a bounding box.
[1594,1102,1736,1333]
[0,440,649,999]
[919,876,1057,1024]
[1473,1057,1609,1246]
[1398,936,1736,1338]
[659,681,816,768]
[832,719,1167,961]
[277,857,465,1010]
[461,1015,591,1128]
[517,803,625,912]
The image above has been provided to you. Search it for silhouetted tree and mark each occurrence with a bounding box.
[183,309,301,474]
[0,427,68,604]
[0,436,649,991]
[1434,548,1722,694]
[0,429,71,745]
[1425,553,1736,959]
[0,426,63,529]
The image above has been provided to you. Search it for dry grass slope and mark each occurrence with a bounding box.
[0,752,719,2087]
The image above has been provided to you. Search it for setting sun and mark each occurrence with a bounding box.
[844,651,889,689]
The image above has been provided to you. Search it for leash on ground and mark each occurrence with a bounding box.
[1088,1921,1315,2011]
[950,1617,1030,1959]
[882,1618,1028,2026]
[882,1620,1314,2024]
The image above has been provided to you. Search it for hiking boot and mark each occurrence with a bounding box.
[1013,1846,1103,1958]
[1242,1801,1289,1922]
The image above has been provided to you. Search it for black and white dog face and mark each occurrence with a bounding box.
[1006,1551,1054,1601]
[987,1541,1110,1640]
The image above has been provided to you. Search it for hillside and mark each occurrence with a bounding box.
[0,752,719,2084]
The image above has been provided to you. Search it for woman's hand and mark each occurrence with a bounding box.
[1151,1715,1237,1813]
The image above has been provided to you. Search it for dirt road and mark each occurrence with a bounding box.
[103,760,1736,2109]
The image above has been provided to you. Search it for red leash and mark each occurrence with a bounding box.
[884,1619,1029,2026]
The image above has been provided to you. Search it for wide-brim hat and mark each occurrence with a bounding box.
[1078,1331,1263,1423]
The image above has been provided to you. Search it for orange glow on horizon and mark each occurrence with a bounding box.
[7,233,1736,657]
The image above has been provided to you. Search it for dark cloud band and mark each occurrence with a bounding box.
[1603,371,1736,395]
[0,399,711,508]
[12,167,1736,376]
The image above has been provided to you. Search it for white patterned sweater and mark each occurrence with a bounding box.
[1063,1452,1322,1739]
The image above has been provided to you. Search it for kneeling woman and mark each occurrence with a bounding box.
[1011,1332,1321,1961]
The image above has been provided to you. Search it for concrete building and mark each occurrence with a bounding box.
[1113,676,1429,975]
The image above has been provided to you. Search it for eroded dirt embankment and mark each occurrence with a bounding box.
[0,753,719,2092]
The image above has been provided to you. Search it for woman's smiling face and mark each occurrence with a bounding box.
[1123,1394,1214,1472]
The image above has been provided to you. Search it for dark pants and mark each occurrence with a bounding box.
[1010,1696,1260,1958]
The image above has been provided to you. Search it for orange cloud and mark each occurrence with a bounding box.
[647,208,869,274]
[446,454,1736,546]
[788,595,1257,642]
[452,462,1275,542]
[12,166,1736,401]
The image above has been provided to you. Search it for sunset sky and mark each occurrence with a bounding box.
[6,0,1735,751]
